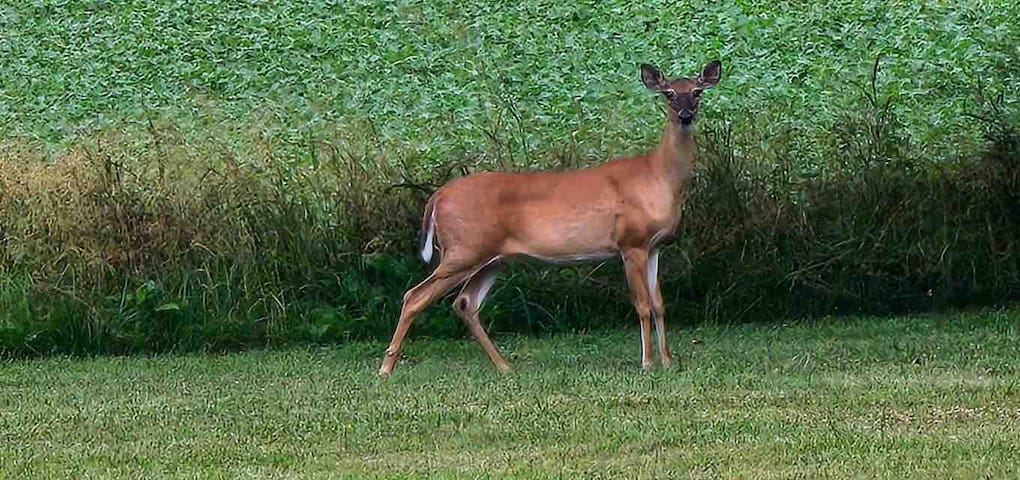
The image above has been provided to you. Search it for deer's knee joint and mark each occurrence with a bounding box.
[630,291,651,309]
[634,309,651,321]
[652,302,665,318]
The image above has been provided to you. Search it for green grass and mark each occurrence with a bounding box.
[2,308,1018,479]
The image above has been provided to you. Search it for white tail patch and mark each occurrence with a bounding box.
[421,206,437,263]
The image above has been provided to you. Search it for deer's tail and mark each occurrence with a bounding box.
[420,194,439,263]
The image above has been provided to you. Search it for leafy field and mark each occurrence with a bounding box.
[1,309,1018,478]
[2,1,1017,158]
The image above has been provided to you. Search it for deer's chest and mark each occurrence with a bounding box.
[613,181,684,247]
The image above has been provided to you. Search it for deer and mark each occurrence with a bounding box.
[379,60,722,376]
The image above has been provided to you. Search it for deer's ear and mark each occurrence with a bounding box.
[698,60,722,88]
[640,64,669,92]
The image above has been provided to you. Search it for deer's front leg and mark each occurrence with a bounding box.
[622,248,654,370]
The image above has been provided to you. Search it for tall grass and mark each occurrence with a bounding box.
[1,1,1018,356]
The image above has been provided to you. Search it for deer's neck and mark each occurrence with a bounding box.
[650,120,695,198]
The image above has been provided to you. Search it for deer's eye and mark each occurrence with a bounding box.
[664,90,676,99]
[692,89,703,98]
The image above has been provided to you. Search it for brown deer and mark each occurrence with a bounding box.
[379,60,722,375]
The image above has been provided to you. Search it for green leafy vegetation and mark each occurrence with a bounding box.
[0,1,1018,354]
[2,1,1017,156]
[2,309,1018,478]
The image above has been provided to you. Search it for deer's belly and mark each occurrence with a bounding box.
[520,250,617,264]
[498,209,618,261]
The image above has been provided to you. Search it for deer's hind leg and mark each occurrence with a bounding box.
[452,258,510,372]
[379,262,474,376]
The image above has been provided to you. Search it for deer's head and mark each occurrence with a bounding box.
[641,60,722,131]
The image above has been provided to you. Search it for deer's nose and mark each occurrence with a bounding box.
[678,110,694,124]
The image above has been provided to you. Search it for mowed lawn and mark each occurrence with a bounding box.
[2,309,1019,479]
